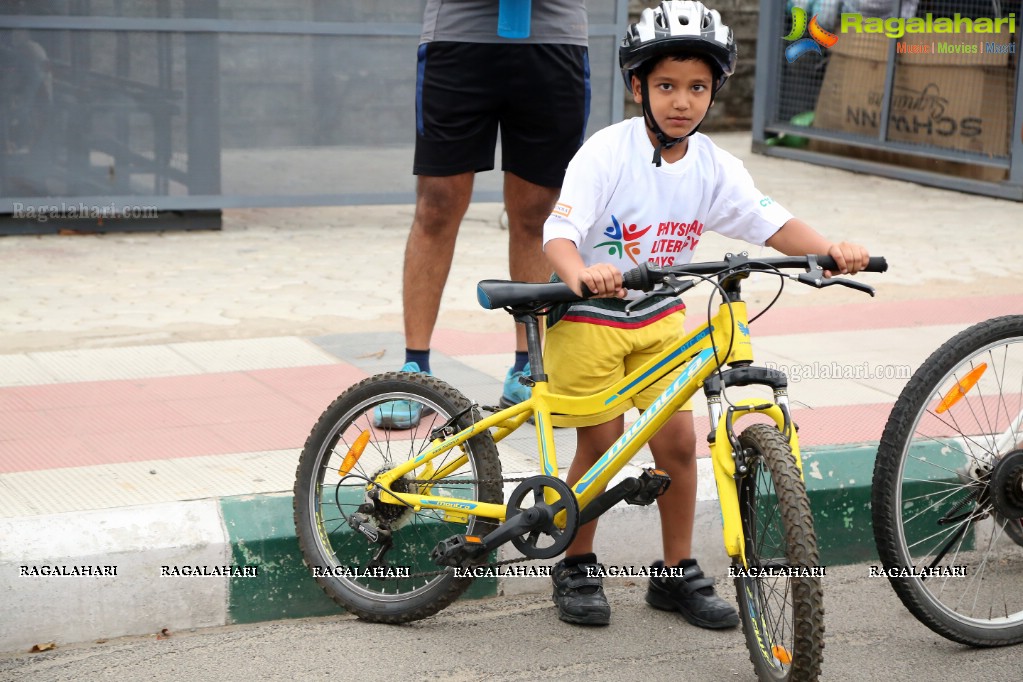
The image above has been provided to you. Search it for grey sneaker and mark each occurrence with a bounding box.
[551,554,611,626]
[499,362,532,408]
[372,362,433,429]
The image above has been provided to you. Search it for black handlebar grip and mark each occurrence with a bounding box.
[816,255,888,273]
[622,263,654,291]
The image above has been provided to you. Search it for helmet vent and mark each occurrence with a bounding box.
[678,15,689,26]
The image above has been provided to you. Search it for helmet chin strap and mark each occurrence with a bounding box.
[640,77,717,167]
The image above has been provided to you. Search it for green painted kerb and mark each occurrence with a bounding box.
[221,494,342,624]
[802,443,879,565]
[220,493,497,625]
[801,440,961,565]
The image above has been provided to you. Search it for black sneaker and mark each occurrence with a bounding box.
[551,554,611,625]
[646,559,739,629]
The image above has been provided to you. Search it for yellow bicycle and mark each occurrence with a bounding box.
[294,253,887,682]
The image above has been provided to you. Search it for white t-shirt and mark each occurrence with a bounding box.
[543,117,793,299]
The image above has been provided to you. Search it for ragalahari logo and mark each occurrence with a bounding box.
[783,6,839,62]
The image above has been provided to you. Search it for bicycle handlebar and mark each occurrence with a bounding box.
[476,254,887,311]
[621,254,888,292]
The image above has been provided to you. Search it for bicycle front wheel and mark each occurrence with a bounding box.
[872,315,1023,646]
[734,424,824,682]
[293,372,502,623]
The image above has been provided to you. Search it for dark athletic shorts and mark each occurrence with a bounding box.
[414,42,590,188]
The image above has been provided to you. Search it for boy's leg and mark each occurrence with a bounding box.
[562,416,625,556]
[550,417,623,626]
[647,411,698,565]
[645,411,739,629]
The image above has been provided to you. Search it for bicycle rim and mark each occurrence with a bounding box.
[294,374,501,621]
[874,316,1023,645]
[735,424,824,682]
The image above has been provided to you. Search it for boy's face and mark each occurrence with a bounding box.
[631,56,714,142]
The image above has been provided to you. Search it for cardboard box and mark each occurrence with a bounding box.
[813,28,1014,163]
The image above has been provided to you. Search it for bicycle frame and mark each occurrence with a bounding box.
[372,297,804,565]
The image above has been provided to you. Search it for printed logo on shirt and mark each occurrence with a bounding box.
[648,219,705,267]
[552,202,572,218]
[594,215,652,265]
[760,196,775,207]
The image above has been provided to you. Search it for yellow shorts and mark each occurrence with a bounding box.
[543,310,693,428]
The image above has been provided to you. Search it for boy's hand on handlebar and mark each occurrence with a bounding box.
[578,263,626,299]
[825,242,870,277]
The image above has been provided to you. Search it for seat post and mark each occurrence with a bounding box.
[514,313,546,381]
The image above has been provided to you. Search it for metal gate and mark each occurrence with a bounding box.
[0,0,630,232]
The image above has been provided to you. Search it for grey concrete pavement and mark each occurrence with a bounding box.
[2,132,1023,655]
[0,562,1016,682]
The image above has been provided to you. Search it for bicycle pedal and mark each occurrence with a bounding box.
[430,534,488,567]
[624,468,672,506]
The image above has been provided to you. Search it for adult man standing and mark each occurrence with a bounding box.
[375,1,590,429]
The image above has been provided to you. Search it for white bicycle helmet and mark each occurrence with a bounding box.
[620,1,736,90]
[619,1,737,165]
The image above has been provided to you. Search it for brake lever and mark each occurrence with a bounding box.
[794,270,876,297]
[833,278,876,297]
[624,274,696,315]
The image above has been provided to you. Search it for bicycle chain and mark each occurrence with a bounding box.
[390,474,537,580]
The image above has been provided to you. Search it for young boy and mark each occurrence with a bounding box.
[543,1,869,627]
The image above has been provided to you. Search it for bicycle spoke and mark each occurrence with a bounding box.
[874,318,1023,645]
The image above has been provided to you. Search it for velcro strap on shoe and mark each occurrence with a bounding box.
[680,565,715,594]
[557,566,604,594]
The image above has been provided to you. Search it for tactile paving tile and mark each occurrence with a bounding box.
[27,346,204,383]
[168,337,339,373]
[0,354,61,388]
[0,449,299,517]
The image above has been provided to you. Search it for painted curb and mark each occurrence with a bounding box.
[1,444,883,654]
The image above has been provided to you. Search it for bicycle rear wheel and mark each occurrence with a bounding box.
[872,315,1023,646]
[734,424,824,682]
[293,372,502,623]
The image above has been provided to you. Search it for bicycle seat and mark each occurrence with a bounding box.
[476,279,582,310]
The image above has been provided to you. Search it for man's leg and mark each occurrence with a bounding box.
[497,172,559,407]
[403,173,475,351]
[503,171,559,353]
[374,174,473,430]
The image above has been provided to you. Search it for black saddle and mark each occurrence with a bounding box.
[476,280,583,311]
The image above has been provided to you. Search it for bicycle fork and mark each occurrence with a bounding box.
[705,374,802,567]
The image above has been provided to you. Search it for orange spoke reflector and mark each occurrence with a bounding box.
[936,363,987,414]
[772,645,793,665]
[339,431,371,476]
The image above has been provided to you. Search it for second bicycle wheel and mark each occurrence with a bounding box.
[873,315,1023,646]
[734,423,824,682]
[293,372,502,623]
